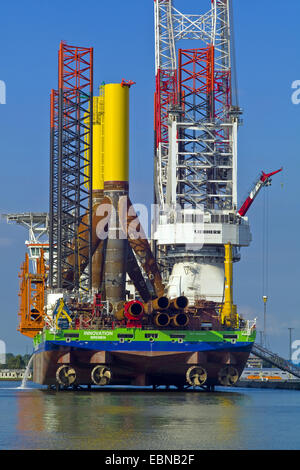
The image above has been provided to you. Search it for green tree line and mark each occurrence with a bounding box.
[0,353,31,369]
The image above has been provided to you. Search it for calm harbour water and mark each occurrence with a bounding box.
[0,381,299,450]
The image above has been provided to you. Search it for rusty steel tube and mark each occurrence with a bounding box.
[154,312,170,327]
[172,312,189,328]
[115,300,144,322]
[91,243,104,292]
[91,189,105,291]
[170,296,189,310]
[152,296,170,311]
[115,308,125,321]
[124,300,144,320]
[103,188,128,310]
[114,300,125,320]
[103,84,130,312]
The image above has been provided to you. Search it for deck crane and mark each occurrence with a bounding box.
[153,0,283,307]
[237,168,283,218]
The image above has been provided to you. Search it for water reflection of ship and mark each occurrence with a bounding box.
[17,389,250,449]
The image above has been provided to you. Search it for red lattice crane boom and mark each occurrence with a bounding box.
[237,168,283,217]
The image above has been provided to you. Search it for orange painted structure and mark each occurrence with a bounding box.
[18,251,47,338]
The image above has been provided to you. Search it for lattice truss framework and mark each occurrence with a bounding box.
[154,0,238,210]
[49,42,93,291]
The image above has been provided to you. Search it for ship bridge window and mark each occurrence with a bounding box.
[117,334,134,339]
[170,334,185,339]
[145,334,158,339]
[64,333,79,338]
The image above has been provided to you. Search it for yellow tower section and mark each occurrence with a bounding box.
[92,86,105,192]
[84,85,105,193]
[103,83,129,184]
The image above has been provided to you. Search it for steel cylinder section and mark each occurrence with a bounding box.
[154,312,170,327]
[115,308,125,321]
[115,300,144,321]
[104,83,129,184]
[172,312,189,327]
[91,241,105,291]
[103,192,128,309]
[170,296,189,310]
[124,300,144,320]
[91,189,104,292]
[102,199,128,309]
[102,83,130,309]
[152,296,170,311]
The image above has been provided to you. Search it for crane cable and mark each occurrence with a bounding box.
[262,186,269,299]
[261,170,285,347]
[262,185,269,348]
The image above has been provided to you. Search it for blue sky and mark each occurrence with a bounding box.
[0,0,299,358]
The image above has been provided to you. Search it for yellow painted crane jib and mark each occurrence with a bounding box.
[221,243,239,329]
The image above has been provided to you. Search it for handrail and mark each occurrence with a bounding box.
[252,343,300,379]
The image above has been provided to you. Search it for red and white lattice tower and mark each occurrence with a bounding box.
[153,0,252,304]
